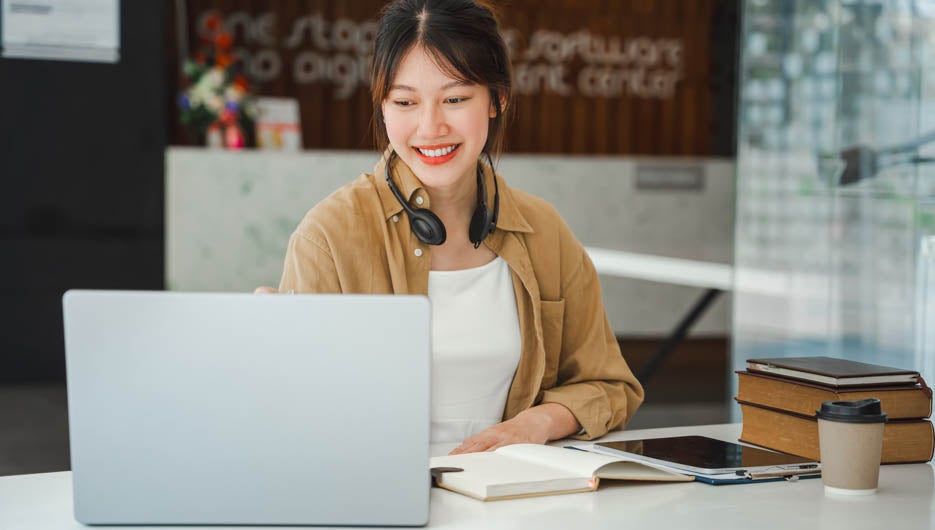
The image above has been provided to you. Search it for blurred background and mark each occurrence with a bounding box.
[1,0,932,477]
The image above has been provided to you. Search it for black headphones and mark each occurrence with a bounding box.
[385,151,499,248]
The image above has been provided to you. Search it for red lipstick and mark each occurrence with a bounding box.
[413,144,460,166]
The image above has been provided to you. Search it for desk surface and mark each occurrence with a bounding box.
[585,247,819,298]
[585,247,733,290]
[2,423,932,530]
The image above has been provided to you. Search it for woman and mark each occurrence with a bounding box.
[275,0,643,454]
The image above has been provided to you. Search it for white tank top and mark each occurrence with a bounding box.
[427,256,522,443]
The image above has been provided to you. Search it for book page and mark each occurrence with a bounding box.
[431,451,589,499]
[496,444,624,476]
[497,444,689,481]
[560,443,694,481]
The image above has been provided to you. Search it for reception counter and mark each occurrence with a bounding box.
[165,147,734,335]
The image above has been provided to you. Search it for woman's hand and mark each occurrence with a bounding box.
[449,403,580,455]
[254,286,278,294]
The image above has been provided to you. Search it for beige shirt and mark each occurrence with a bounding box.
[278,153,644,439]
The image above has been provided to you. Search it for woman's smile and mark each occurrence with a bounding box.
[413,143,461,165]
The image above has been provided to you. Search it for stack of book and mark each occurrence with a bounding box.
[735,356,934,463]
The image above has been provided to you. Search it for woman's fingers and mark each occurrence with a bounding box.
[253,286,278,294]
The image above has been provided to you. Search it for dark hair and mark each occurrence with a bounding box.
[371,0,512,163]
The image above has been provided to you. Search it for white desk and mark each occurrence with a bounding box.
[585,247,733,291]
[2,423,932,530]
[585,248,733,382]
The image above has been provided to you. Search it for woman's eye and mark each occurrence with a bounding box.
[393,100,415,107]
[445,97,469,104]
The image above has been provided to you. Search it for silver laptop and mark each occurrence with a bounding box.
[63,290,430,526]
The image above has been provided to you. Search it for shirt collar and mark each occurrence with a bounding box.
[375,147,425,220]
[374,148,533,234]
[479,159,533,234]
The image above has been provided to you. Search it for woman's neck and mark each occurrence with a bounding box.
[421,161,497,270]
[421,164,478,230]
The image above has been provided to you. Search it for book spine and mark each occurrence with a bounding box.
[736,372,933,420]
[738,404,934,464]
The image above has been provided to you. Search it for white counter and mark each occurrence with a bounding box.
[166,148,735,335]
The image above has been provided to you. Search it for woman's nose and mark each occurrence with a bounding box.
[417,105,448,138]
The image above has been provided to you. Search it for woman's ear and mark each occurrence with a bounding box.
[489,91,507,118]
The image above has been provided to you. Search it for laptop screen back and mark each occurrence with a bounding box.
[63,290,430,526]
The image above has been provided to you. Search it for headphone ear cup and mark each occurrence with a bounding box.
[468,204,491,245]
[409,208,447,246]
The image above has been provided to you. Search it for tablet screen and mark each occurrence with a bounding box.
[596,436,815,473]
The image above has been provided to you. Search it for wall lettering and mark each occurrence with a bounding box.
[197,10,683,100]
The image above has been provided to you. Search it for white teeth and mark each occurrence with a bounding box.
[417,145,457,157]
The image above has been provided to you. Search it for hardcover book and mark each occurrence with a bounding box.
[746,356,921,387]
[737,401,934,464]
[430,443,692,501]
[736,370,932,420]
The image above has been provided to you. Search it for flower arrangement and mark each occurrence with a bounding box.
[178,14,255,148]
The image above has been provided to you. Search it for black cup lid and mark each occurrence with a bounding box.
[816,398,887,423]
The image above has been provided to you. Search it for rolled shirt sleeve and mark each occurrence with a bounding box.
[538,250,644,439]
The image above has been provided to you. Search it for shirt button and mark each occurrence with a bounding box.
[392,215,399,223]
[414,248,423,257]
[415,196,424,205]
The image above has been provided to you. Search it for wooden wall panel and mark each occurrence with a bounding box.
[167,0,738,156]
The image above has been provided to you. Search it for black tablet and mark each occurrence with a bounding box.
[595,435,817,475]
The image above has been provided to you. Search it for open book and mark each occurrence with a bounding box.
[430,443,692,501]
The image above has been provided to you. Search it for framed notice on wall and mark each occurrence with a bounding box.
[1,0,120,63]
[167,0,738,156]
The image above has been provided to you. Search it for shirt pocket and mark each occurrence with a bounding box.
[539,298,566,389]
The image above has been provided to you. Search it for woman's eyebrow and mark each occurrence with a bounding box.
[389,80,474,92]
[441,80,473,89]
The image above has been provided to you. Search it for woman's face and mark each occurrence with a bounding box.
[382,45,496,191]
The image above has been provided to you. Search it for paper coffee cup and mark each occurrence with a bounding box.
[816,399,886,495]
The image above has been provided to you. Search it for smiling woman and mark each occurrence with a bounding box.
[383,48,494,187]
[274,0,644,455]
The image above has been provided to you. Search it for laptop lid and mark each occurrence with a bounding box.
[63,290,430,526]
